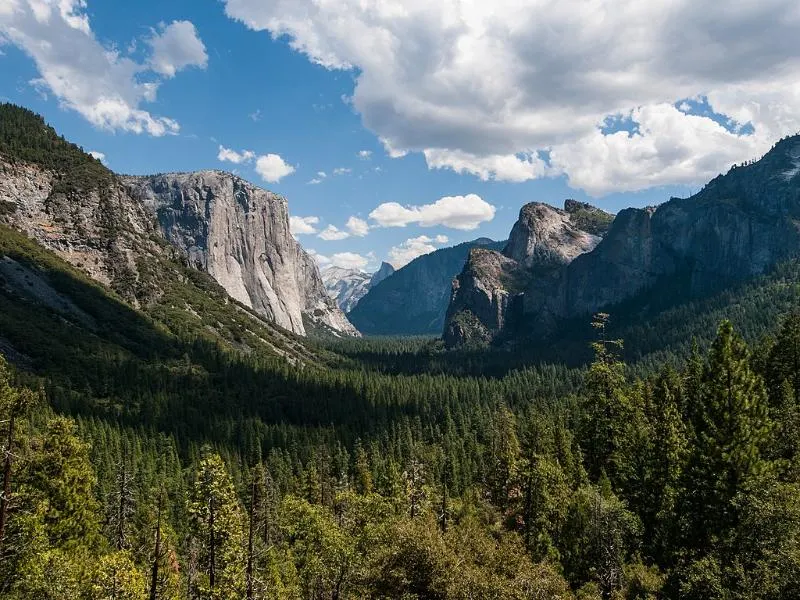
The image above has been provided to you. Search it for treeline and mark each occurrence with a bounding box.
[3,312,800,598]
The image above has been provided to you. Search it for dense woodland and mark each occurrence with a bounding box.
[3,309,800,599]
[2,103,800,598]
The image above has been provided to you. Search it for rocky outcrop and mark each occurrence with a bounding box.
[322,262,396,313]
[445,134,800,347]
[123,171,357,337]
[443,248,524,346]
[0,158,163,305]
[444,201,609,347]
[349,238,504,335]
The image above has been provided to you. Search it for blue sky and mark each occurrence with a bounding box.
[2,0,798,271]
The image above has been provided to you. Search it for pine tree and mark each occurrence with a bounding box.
[0,356,36,560]
[188,451,246,599]
[681,320,773,551]
[582,313,630,483]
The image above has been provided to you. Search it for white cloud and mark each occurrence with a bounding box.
[369,194,495,231]
[307,249,331,267]
[0,0,194,136]
[549,103,767,196]
[423,149,548,183]
[330,252,369,270]
[358,150,372,159]
[307,170,327,184]
[88,150,105,162]
[222,0,800,192]
[217,145,255,164]
[388,235,449,268]
[250,109,262,121]
[255,153,296,183]
[318,225,350,241]
[333,167,351,176]
[147,20,208,78]
[216,144,296,183]
[290,215,320,235]
[345,216,369,237]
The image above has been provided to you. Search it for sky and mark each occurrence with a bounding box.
[2,0,800,272]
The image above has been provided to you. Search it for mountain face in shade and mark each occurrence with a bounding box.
[445,134,800,347]
[348,238,504,335]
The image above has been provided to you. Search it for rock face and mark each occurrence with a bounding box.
[445,135,800,347]
[0,158,163,305]
[322,262,396,313]
[349,238,504,335]
[122,172,357,337]
[444,201,610,346]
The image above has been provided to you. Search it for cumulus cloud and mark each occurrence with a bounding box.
[223,0,800,192]
[345,216,369,237]
[388,235,450,268]
[423,150,548,183]
[290,215,319,236]
[0,1,208,135]
[318,225,350,241]
[358,150,372,159]
[255,154,296,183]
[216,145,295,183]
[369,194,495,231]
[88,150,105,162]
[333,167,351,176]
[217,145,255,164]
[147,20,208,78]
[330,252,369,270]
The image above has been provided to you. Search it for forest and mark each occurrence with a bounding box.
[2,102,800,599]
[2,308,800,599]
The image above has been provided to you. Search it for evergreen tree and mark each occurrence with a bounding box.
[681,320,773,551]
[188,451,246,599]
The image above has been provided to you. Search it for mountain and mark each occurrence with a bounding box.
[370,260,396,287]
[445,136,800,347]
[444,201,612,346]
[0,103,355,338]
[123,172,356,337]
[348,238,504,335]
[322,266,371,313]
[321,261,395,313]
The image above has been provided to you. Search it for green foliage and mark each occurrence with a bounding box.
[0,103,113,195]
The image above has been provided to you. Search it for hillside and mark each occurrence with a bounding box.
[348,237,504,335]
[0,103,355,338]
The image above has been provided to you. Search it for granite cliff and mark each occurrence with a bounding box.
[445,135,800,347]
[444,201,610,346]
[349,238,504,335]
[0,105,355,338]
[122,172,357,337]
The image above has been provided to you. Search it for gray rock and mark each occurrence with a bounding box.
[123,171,358,337]
[444,201,608,346]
